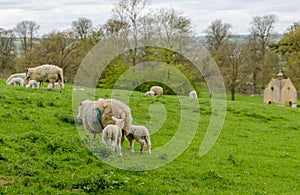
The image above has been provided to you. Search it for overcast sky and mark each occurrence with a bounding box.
[0,0,299,36]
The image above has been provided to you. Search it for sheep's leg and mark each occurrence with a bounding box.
[128,138,134,153]
[137,138,145,154]
[93,133,96,141]
[117,137,122,157]
[145,137,151,155]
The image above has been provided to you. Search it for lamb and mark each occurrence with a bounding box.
[102,116,125,156]
[6,73,27,85]
[127,125,151,154]
[77,98,132,142]
[47,82,64,90]
[189,90,198,99]
[26,80,40,89]
[6,77,25,87]
[26,64,64,92]
[150,86,163,96]
[144,91,155,96]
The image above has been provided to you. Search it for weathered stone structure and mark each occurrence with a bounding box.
[239,82,261,95]
[264,71,297,108]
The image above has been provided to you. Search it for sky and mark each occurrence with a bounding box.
[0,0,299,36]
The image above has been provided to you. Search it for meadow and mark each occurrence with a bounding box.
[0,79,299,194]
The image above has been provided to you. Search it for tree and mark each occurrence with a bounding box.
[270,22,300,88]
[14,20,40,56]
[112,0,147,65]
[249,14,277,84]
[203,19,232,53]
[0,28,16,74]
[71,17,93,40]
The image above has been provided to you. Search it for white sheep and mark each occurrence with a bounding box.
[77,98,132,142]
[189,90,198,99]
[144,91,155,96]
[26,64,64,92]
[6,73,26,85]
[150,86,163,96]
[127,125,151,154]
[26,80,40,89]
[6,77,25,87]
[102,116,125,157]
[47,82,64,90]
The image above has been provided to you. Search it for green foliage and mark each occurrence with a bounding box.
[0,79,300,194]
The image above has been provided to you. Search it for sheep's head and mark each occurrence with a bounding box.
[26,68,33,80]
[112,116,125,130]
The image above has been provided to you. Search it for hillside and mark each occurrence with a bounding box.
[0,80,299,194]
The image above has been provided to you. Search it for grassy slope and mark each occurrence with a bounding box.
[0,79,300,194]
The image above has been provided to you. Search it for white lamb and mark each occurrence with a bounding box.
[47,82,64,89]
[144,91,155,96]
[127,125,151,154]
[26,80,40,89]
[189,90,198,99]
[6,73,26,85]
[77,98,132,142]
[6,77,25,87]
[150,86,163,96]
[102,116,125,157]
[26,64,64,92]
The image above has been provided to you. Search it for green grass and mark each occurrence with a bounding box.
[0,79,300,194]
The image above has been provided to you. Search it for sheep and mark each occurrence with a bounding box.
[6,77,25,87]
[127,125,151,154]
[102,116,125,156]
[189,90,198,99]
[6,73,27,85]
[77,100,103,140]
[47,82,64,90]
[26,80,40,89]
[77,98,132,142]
[144,90,155,96]
[150,86,163,96]
[26,64,64,92]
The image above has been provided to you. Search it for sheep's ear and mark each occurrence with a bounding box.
[112,116,117,122]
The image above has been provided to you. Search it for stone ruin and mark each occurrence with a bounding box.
[264,71,297,108]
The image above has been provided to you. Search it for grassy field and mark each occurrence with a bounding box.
[0,79,300,194]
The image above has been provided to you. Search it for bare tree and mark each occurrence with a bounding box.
[203,19,232,53]
[249,14,277,84]
[113,0,147,65]
[14,20,40,56]
[71,17,93,40]
[0,28,15,71]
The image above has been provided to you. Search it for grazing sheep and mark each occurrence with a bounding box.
[26,64,64,92]
[6,73,26,85]
[26,80,40,89]
[6,77,25,87]
[77,98,132,142]
[127,125,151,154]
[150,86,163,96]
[102,116,125,156]
[77,100,103,140]
[189,90,197,99]
[144,91,155,96]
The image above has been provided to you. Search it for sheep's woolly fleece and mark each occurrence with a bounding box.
[77,98,132,140]
[6,73,26,85]
[150,86,163,96]
[26,64,64,91]
[6,77,25,87]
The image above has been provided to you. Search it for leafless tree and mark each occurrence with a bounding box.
[71,17,93,40]
[14,20,40,55]
[203,19,232,53]
[249,14,277,84]
[0,28,15,71]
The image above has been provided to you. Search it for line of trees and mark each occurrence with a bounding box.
[0,0,299,100]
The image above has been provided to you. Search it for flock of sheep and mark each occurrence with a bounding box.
[5,64,64,92]
[77,86,198,157]
[6,64,198,157]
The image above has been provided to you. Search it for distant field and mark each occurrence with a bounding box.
[0,79,299,194]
